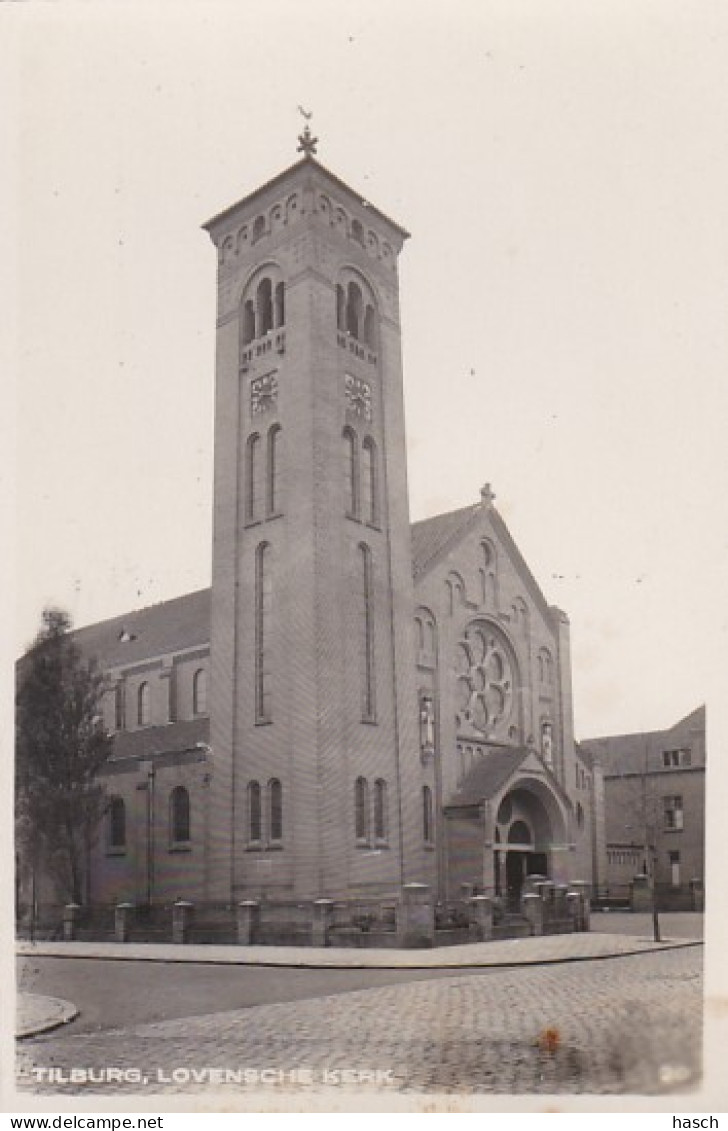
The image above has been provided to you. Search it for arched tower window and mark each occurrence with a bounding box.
[193,668,207,716]
[374,778,388,842]
[359,543,375,721]
[346,281,362,339]
[115,684,125,731]
[256,278,273,337]
[137,682,150,727]
[364,305,376,350]
[242,299,256,346]
[274,282,285,328]
[108,797,126,849]
[246,433,261,522]
[268,778,283,843]
[355,776,369,842]
[336,284,346,331]
[252,215,265,243]
[248,781,262,843]
[361,436,378,526]
[267,424,282,516]
[343,427,358,518]
[170,786,190,844]
[423,785,434,844]
[255,543,272,722]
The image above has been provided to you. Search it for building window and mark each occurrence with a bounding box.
[274,281,285,328]
[255,543,272,722]
[359,543,376,721]
[242,299,256,346]
[423,785,434,844]
[138,682,150,727]
[355,776,369,843]
[248,781,262,843]
[663,748,692,768]
[669,850,681,887]
[115,684,125,731]
[363,305,377,350]
[336,284,346,332]
[374,778,388,843]
[256,277,273,336]
[267,424,282,517]
[246,433,261,523]
[108,797,126,850]
[193,668,207,716]
[361,437,378,526]
[170,786,190,844]
[663,795,684,831]
[576,801,584,829]
[343,427,358,518]
[346,281,362,339]
[269,778,283,843]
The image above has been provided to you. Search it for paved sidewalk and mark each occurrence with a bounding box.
[17,993,78,1040]
[16,930,700,970]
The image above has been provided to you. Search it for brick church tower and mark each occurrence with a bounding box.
[203,131,425,902]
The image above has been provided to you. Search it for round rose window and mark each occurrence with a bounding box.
[455,622,514,737]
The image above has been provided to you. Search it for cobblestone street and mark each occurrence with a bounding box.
[17,945,702,1098]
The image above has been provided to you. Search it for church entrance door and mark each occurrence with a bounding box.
[505,851,526,910]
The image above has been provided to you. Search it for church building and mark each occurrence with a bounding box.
[28,135,599,920]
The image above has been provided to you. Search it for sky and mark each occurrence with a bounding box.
[6,0,728,741]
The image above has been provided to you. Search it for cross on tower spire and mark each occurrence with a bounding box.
[296,106,318,156]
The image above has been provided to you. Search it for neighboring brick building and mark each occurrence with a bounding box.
[580,706,706,908]
[17,141,625,918]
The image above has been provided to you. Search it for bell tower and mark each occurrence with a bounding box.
[204,131,425,902]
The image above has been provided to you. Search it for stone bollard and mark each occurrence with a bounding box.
[236,900,261,945]
[690,879,704,913]
[172,900,194,944]
[566,891,581,930]
[396,883,434,948]
[630,874,651,913]
[312,899,335,948]
[570,880,591,931]
[63,903,81,942]
[115,902,134,943]
[469,895,494,942]
[522,892,544,936]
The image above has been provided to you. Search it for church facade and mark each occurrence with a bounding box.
[27,146,601,917]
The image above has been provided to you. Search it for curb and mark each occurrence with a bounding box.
[16,994,79,1041]
[15,937,702,972]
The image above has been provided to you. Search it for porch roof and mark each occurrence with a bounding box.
[445,746,531,807]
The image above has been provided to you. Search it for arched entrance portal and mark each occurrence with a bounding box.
[495,786,559,909]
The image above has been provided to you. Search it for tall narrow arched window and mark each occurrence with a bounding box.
[108,797,126,849]
[374,779,387,842]
[193,668,207,716]
[343,427,358,518]
[246,432,261,522]
[252,215,266,243]
[115,684,125,731]
[248,781,261,843]
[355,776,369,842]
[361,437,378,526]
[346,281,362,339]
[423,785,434,844]
[336,284,346,331]
[255,543,272,722]
[267,424,282,516]
[363,305,376,350]
[138,682,150,727]
[269,778,283,843]
[274,282,285,328]
[242,299,256,345]
[170,786,190,844]
[257,277,273,336]
[359,543,375,721]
